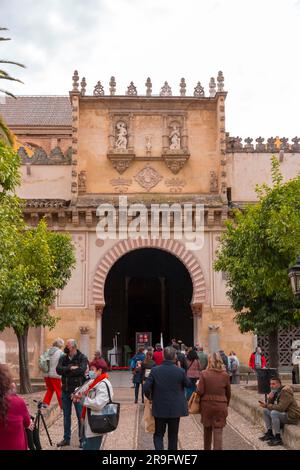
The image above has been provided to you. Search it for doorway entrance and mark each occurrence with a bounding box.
[102,248,193,363]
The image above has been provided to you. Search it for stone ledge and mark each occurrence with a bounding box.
[230,386,300,450]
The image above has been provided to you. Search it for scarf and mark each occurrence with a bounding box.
[81,372,109,419]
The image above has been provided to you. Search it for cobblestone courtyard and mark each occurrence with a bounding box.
[27,372,286,451]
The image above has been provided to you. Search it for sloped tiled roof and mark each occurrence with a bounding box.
[0,96,72,127]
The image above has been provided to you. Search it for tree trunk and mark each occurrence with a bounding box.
[268,329,279,369]
[15,326,32,394]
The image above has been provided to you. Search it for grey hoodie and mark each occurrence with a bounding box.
[46,346,63,378]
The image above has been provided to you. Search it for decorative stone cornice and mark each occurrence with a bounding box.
[22,199,70,209]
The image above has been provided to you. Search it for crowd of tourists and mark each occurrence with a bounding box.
[0,338,300,451]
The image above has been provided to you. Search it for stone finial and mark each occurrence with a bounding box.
[80,77,87,96]
[217,71,224,92]
[291,137,300,151]
[145,77,152,96]
[93,81,104,96]
[179,78,186,96]
[160,81,172,96]
[109,76,116,95]
[72,70,79,92]
[244,137,254,151]
[280,137,289,151]
[255,137,265,152]
[126,81,137,96]
[209,77,216,97]
[267,137,276,152]
[194,81,204,97]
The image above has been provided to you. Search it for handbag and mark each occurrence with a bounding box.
[188,391,201,414]
[143,398,155,433]
[87,381,120,434]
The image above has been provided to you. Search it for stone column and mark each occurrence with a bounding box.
[191,303,202,346]
[252,334,258,351]
[95,305,104,353]
[208,325,220,353]
[79,326,90,357]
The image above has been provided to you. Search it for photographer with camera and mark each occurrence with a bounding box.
[0,364,33,450]
[56,339,88,448]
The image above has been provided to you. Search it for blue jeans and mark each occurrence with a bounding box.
[83,435,103,450]
[62,391,83,442]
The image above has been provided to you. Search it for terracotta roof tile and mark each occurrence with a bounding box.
[0,96,72,127]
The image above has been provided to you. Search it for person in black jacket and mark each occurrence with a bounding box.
[56,339,88,448]
[143,347,192,451]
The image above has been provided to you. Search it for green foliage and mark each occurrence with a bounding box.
[0,219,76,335]
[0,140,21,193]
[214,156,300,335]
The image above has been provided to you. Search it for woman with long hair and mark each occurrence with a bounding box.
[197,352,231,450]
[0,364,31,450]
[186,349,202,400]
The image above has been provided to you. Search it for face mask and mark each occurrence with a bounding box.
[88,371,97,380]
[271,387,280,393]
[64,347,70,355]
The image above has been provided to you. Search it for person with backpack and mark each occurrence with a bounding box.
[40,338,64,409]
[218,350,229,373]
[228,351,240,384]
[173,343,188,372]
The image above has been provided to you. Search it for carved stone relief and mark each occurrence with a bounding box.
[134,164,163,191]
[210,171,218,193]
[165,177,186,193]
[109,177,132,193]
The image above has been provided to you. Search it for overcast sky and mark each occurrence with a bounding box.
[1,0,300,138]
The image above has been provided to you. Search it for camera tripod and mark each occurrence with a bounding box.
[31,400,53,450]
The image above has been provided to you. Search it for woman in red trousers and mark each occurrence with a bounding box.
[0,364,32,450]
[42,338,64,408]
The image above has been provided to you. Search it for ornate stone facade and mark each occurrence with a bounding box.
[3,70,300,376]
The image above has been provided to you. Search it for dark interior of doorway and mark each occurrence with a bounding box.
[102,248,193,365]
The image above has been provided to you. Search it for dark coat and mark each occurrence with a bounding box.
[56,349,88,394]
[197,368,231,428]
[143,360,192,418]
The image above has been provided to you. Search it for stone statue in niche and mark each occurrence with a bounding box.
[115,121,128,149]
[169,124,181,150]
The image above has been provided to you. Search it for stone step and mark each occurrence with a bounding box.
[230,385,300,450]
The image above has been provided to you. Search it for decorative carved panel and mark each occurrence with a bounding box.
[134,164,163,191]
[258,327,300,367]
